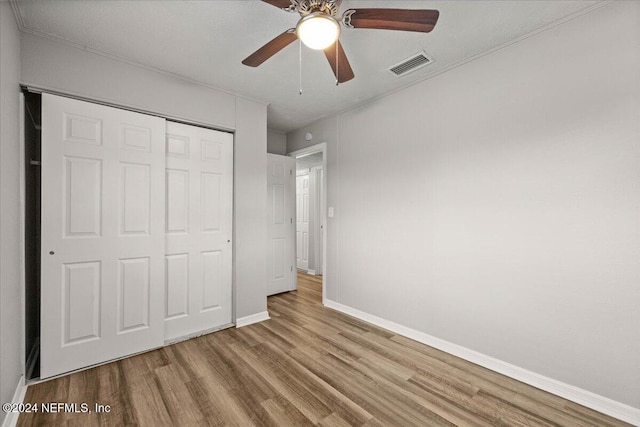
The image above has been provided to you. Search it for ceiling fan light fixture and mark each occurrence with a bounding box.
[296,12,341,50]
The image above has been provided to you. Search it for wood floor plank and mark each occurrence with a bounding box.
[18,272,633,427]
[253,342,373,426]
[261,398,314,427]
[319,413,352,427]
[233,342,332,424]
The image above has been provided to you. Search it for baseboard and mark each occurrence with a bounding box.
[1,376,27,427]
[235,311,270,328]
[306,270,316,276]
[324,299,640,426]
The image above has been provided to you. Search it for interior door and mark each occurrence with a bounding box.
[41,94,166,378]
[267,154,296,295]
[296,173,310,271]
[164,121,233,341]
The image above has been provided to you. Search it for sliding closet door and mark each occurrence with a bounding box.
[164,122,233,341]
[41,94,166,378]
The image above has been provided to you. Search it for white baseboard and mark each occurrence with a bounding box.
[324,299,640,426]
[235,311,270,328]
[2,376,27,427]
[306,270,316,276]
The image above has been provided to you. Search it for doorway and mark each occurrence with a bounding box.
[289,143,327,304]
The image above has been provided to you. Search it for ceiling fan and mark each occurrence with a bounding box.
[242,0,440,83]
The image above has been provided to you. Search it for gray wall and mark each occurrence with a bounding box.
[267,128,286,155]
[0,1,23,423]
[20,34,268,321]
[288,2,640,409]
[235,98,268,318]
[21,34,236,129]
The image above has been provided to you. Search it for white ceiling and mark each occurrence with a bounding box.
[13,0,600,132]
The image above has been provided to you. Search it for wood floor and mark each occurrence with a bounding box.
[19,273,631,426]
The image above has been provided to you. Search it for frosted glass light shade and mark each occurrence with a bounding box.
[296,13,341,50]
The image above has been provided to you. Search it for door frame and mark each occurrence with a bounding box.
[19,93,27,386]
[288,143,328,305]
[310,165,324,276]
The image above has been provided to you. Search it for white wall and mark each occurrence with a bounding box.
[288,1,640,412]
[0,1,23,423]
[267,128,287,155]
[20,34,269,326]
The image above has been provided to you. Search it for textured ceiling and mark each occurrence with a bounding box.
[13,0,601,132]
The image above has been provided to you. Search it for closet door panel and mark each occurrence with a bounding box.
[41,94,166,378]
[164,121,233,341]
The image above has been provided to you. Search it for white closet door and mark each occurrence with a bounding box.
[164,121,233,341]
[41,94,166,378]
[267,154,296,295]
[296,174,310,270]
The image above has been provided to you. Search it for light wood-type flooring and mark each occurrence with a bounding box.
[19,272,631,426]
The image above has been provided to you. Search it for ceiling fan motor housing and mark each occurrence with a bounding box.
[289,0,340,17]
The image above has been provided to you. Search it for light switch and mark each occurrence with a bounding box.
[328,207,334,218]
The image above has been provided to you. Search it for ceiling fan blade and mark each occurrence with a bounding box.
[242,29,297,67]
[323,40,354,83]
[344,8,439,33]
[261,0,293,10]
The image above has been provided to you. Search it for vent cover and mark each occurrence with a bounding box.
[389,52,432,77]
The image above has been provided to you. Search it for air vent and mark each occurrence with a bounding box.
[389,52,432,77]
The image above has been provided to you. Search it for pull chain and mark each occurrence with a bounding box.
[299,39,303,95]
[335,41,339,86]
